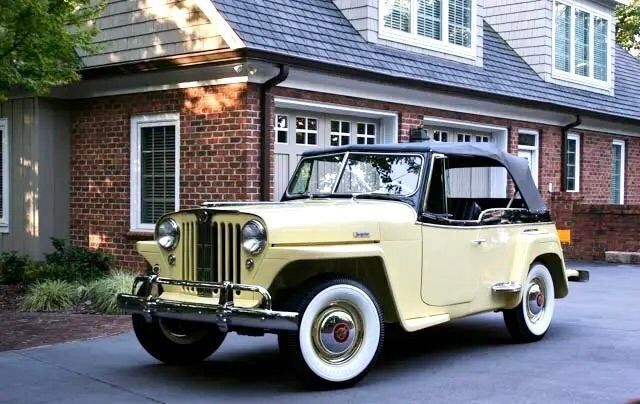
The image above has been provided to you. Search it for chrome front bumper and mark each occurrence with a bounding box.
[117,275,299,333]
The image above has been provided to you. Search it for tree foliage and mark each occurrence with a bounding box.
[616,0,640,55]
[0,0,104,100]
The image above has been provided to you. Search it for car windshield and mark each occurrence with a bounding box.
[287,153,423,197]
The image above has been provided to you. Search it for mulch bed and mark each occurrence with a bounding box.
[0,285,131,352]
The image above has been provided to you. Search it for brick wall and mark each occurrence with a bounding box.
[70,83,261,268]
[69,83,639,266]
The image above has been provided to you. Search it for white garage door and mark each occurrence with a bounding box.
[426,126,505,198]
[273,109,384,200]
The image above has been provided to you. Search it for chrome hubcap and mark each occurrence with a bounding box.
[312,302,363,364]
[526,279,546,323]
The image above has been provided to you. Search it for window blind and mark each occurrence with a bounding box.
[611,143,622,204]
[383,0,411,33]
[141,125,176,224]
[417,0,442,40]
[448,0,472,47]
[554,3,571,72]
[574,9,590,77]
[594,17,608,81]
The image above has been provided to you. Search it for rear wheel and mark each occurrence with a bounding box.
[132,315,226,365]
[278,278,384,389]
[503,262,555,342]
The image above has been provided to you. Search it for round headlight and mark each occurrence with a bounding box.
[242,220,266,255]
[156,218,180,250]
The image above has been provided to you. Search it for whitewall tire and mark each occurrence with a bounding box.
[278,278,384,388]
[503,262,555,342]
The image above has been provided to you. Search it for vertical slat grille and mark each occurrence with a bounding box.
[184,218,243,294]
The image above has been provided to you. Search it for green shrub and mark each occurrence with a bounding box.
[20,280,79,312]
[20,262,69,285]
[0,251,33,284]
[45,238,113,282]
[85,270,135,314]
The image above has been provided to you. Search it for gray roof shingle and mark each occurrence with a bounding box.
[212,0,640,122]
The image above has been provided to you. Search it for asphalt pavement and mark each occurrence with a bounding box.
[1,261,638,403]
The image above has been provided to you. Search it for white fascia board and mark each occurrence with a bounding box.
[50,63,248,99]
[194,0,245,50]
[275,65,640,138]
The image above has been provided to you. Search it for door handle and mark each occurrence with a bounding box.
[472,238,487,245]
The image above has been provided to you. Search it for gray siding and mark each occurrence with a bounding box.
[0,99,39,256]
[0,99,70,259]
[333,0,485,66]
[333,0,378,42]
[80,0,230,67]
[485,0,616,94]
[485,0,552,79]
[36,100,70,257]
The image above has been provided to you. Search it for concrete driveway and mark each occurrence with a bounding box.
[1,261,638,403]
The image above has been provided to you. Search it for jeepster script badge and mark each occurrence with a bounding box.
[353,231,370,239]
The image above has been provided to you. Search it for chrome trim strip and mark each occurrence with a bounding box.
[117,275,298,333]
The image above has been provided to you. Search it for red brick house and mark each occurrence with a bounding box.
[1,0,639,267]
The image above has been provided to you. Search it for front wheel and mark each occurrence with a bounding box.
[503,262,555,342]
[278,278,384,389]
[132,315,226,365]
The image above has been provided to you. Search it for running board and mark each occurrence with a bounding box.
[403,314,450,332]
[492,282,522,293]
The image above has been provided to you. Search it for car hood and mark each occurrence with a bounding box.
[206,199,417,245]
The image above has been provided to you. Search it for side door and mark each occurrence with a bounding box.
[419,154,485,306]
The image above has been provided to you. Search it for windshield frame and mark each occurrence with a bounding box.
[285,151,426,199]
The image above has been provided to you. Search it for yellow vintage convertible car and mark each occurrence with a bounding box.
[118,143,588,388]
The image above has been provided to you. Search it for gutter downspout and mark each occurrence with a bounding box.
[260,65,289,201]
[560,115,582,191]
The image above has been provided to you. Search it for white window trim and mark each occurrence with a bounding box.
[518,129,539,186]
[566,133,581,192]
[551,0,612,90]
[612,139,625,205]
[0,118,8,233]
[130,113,180,232]
[378,0,477,59]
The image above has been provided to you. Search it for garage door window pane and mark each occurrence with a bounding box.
[276,115,288,143]
[331,120,351,146]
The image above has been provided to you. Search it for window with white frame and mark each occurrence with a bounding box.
[295,117,318,145]
[356,123,377,145]
[517,130,539,186]
[611,140,625,204]
[330,120,351,146]
[0,119,8,232]
[130,113,180,231]
[565,133,580,192]
[380,0,475,57]
[553,0,610,87]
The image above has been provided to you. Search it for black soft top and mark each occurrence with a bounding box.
[302,143,547,214]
